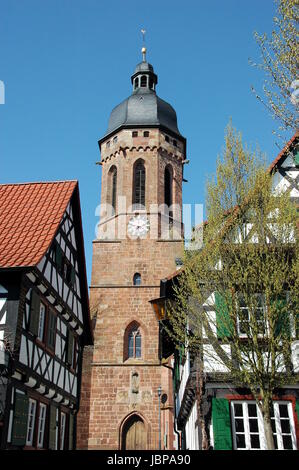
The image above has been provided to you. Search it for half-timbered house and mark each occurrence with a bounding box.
[154,133,299,450]
[0,181,93,450]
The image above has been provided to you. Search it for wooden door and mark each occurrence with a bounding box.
[122,416,147,450]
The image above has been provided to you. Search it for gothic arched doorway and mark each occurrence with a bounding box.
[121,415,147,450]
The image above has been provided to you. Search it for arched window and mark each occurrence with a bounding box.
[128,325,141,358]
[133,160,145,209]
[108,166,117,212]
[133,273,141,286]
[134,77,139,89]
[124,322,142,360]
[164,165,173,207]
[140,75,147,87]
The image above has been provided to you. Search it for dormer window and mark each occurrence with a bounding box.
[140,75,147,87]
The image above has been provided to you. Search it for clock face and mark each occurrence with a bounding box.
[128,215,150,238]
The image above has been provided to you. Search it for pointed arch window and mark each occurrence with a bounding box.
[133,160,145,209]
[108,165,117,212]
[128,326,141,358]
[124,322,142,360]
[164,165,173,207]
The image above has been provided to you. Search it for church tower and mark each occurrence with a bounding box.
[77,47,186,450]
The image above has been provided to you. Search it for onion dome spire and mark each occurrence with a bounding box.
[131,31,158,93]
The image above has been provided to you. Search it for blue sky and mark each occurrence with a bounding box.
[1,0,287,284]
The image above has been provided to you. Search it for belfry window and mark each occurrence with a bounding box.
[133,160,145,209]
[128,325,141,358]
[134,77,139,89]
[140,75,147,87]
[164,165,173,207]
[108,166,117,212]
[133,273,141,286]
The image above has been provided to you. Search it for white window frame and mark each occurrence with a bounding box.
[231,401,264,450]
[271,401,297,450]
[37,403,47,448]
[231,401,297,450]
[37,302,46,341]
[237,293,266,338]
[26,399,37,446]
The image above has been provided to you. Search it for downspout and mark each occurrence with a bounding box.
[159,302,182,449]
[161,359,182,450]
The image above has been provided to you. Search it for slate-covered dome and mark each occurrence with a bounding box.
[102,51,183,140]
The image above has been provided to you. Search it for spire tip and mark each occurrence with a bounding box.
[141,29,147,62]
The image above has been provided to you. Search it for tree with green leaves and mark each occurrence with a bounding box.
[251,0,299,137]
[167,123,298,450]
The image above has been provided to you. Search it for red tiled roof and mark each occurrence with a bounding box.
[268,131,298,173]
[0,181,77,268]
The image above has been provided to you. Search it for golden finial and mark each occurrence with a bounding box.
[141,29,146,61]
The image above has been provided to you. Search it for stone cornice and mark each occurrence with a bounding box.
[101,145,184,164]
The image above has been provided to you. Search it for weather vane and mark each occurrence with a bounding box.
[141,28,147,61]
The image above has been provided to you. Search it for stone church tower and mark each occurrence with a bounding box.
[77,48,186,450]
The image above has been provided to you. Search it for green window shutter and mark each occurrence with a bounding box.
[294,148,299,167]
[295,310,299,340]
[212,398,232,450]
[47,311,57,350]
[173,351,180,391]
[11,393,29,446]
[49,405,57,450]
[273,296,290,339]
[55,243,63,271]
[215,292,233,339]
[29,289,40,336]
[295,400,299,425]
[67,331,74,365]
[70,266,76,287]
[69,414,74,450]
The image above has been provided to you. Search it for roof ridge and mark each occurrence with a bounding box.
[0,180,78,187]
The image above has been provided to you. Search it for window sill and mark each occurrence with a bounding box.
[35,338,55,357]
[124,357,143,364]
